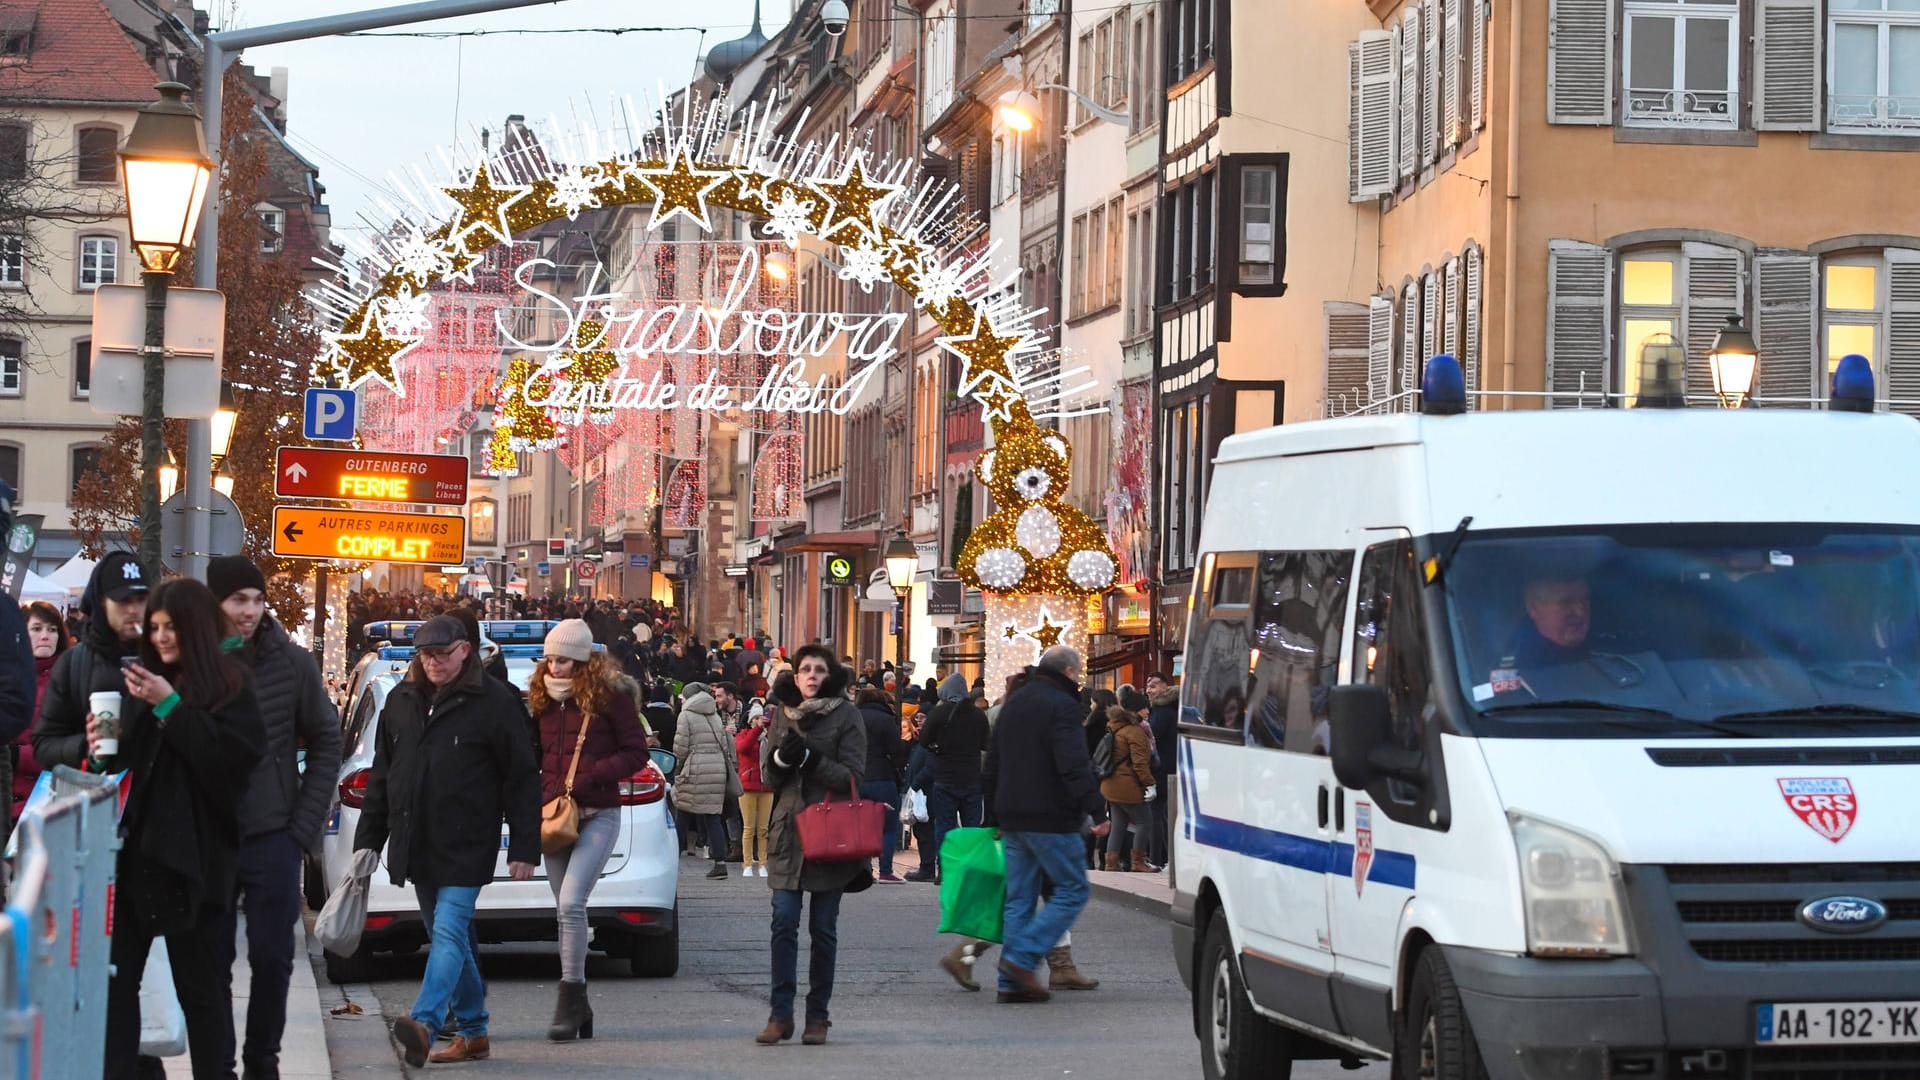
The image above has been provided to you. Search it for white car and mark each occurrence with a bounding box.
[312,625,679,983]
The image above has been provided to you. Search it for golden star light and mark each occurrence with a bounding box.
[326,312,419,394]
[937,314,1035,397]
[808,155,900,245]
[443,161,534,246]
[636,149,733,234]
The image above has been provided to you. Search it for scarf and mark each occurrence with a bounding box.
[795,695,840,719]
[544,676,574,702]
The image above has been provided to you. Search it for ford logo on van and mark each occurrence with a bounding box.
[1798,896,1888,934]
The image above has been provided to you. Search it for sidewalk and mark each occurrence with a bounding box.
[890,826,1175,910]
[163,916,331,1079]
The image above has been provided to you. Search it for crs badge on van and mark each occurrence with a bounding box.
[1778,777,1857,842]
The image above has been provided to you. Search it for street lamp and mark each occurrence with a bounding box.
[119,81,211,576]
[157,459,180,502]
[996,83,1129,132]
[210,379,238,468]
[1709,314,1759,408]
[884,531,916,713]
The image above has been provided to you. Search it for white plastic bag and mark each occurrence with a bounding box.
[315,848,381,956]
[138,939,186,1057]
[902,787,929,824]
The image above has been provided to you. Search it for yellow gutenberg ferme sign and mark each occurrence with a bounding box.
[271,506,466,565]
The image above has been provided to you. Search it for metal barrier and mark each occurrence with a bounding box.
[1,767,122,1080]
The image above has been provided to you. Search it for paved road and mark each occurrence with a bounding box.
[351,856,1390,1078]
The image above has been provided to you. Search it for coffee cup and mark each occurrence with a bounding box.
[88,690,122,758]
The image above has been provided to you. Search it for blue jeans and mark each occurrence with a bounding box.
[857,779,900,875]
[769,888,843,1022]
[925,783,983,875]
[998,831,1091,990]
[410,884,488,1037]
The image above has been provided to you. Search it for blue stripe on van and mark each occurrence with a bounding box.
[1178,737,1417,890]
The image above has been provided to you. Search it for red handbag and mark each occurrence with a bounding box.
[795,782,887,863]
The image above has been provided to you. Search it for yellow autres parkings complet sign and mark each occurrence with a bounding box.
[272,506,466,565]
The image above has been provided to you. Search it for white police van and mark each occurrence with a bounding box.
[1172,357,1920,1080]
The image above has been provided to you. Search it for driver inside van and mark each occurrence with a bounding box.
[1500,573,1594,681]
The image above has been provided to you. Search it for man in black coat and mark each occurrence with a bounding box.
[1144,672,1180,867]
[354,615,540,1067]
[982,646,1100,1003]
[208,556,344,1080]
[34,550,150,771]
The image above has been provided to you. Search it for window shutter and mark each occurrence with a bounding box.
[1754,253,1818,405]
[1421,269,1440,363]
[1887,249,1920,414]
[1548,0,1613,125]
[1422,0,1441,165]
[1369,293,1394,406]
[1754,0,1821,131]
[1546,239,1611,406]
[1470,0,1487,131]
[1463,245,1484,407]
[1398,14,1419,183]
[1400,279,1420,404]
[1349,42,1363,200]
[1354,31,1397,199]
[1682,242,1745,401]
[1443,256,1461,358]
[1442,0,1462,148]
[1325,301,1373,416]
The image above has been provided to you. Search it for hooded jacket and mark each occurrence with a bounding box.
[1147,686,1181,786]
[670,691,732,815]
[235,615,344,851]
[858,697,905,785]
[33,552,146,770]
[352,654,541,888]
[917,672,990,790]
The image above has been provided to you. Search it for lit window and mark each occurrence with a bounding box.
[1823,259,1880,378]
[1618,253,1680,399]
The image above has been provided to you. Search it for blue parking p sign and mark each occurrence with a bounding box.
[303,387,358,442]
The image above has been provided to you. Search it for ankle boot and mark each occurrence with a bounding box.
[1101,851,1121,872]
[547,980,593,1041]
[1047,945,1100,990]
[754,1016,795,1044]
[939,940,985,991]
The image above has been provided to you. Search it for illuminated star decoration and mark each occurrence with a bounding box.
[975,376,1024,423]
[443,160,534,247]
[936,313,1038,399]
[327,312,419,394]
[636,149,733,234]
[807,154,901,245]
[494,357,562,451]
[1003,623,1021,641]
[1028,612,1065,650]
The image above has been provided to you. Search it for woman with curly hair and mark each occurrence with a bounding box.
[529,619,652,1041]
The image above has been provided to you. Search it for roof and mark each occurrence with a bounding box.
[0,0,159,105]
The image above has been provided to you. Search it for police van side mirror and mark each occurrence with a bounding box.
[1330,685,1393,789]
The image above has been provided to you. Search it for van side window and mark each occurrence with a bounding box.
[1182,554,1257,733]
[346,688,379,751]
[1248,550,1354,754]
[1353,539,1433,801]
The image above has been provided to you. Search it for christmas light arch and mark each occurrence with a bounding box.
[314,97,1117,667]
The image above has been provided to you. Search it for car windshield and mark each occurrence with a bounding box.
[1444,524,1920,738]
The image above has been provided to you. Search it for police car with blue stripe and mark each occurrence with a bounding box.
[314,620,680,983]
[1174,356,1920,1080]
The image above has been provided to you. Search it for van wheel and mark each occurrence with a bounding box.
[323,945,378,985]
[1398,948,1488,1080]
[1197,917,1293,1080]
[629,924,679,978]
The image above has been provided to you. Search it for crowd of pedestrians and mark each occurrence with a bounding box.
[0,515,1183,1071]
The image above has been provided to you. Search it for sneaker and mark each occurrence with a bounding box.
[903,869,936,883]
[741,865,754,878]
[756,865,768,877]
[876,872,904,883]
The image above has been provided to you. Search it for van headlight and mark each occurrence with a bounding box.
[1509,813,1635,957]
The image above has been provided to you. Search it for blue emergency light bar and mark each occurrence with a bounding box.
[363,620,559,645]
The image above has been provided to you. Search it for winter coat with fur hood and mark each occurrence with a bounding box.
[1098,706,1155,805]
[670,691,732,815]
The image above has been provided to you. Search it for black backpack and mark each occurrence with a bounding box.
[1092,730,1119,779]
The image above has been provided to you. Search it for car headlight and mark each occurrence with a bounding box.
[1509,813,1634,957]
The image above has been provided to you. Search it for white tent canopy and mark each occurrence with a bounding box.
[42,553,97,594]
[17,570,62,604]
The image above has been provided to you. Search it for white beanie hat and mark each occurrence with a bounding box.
[544,618,595,663]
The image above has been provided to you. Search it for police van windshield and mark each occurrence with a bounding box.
[1446,524,1920,738]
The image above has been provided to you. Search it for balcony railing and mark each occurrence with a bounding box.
[1625,87,1736,128]
[1829,93,1920,133]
